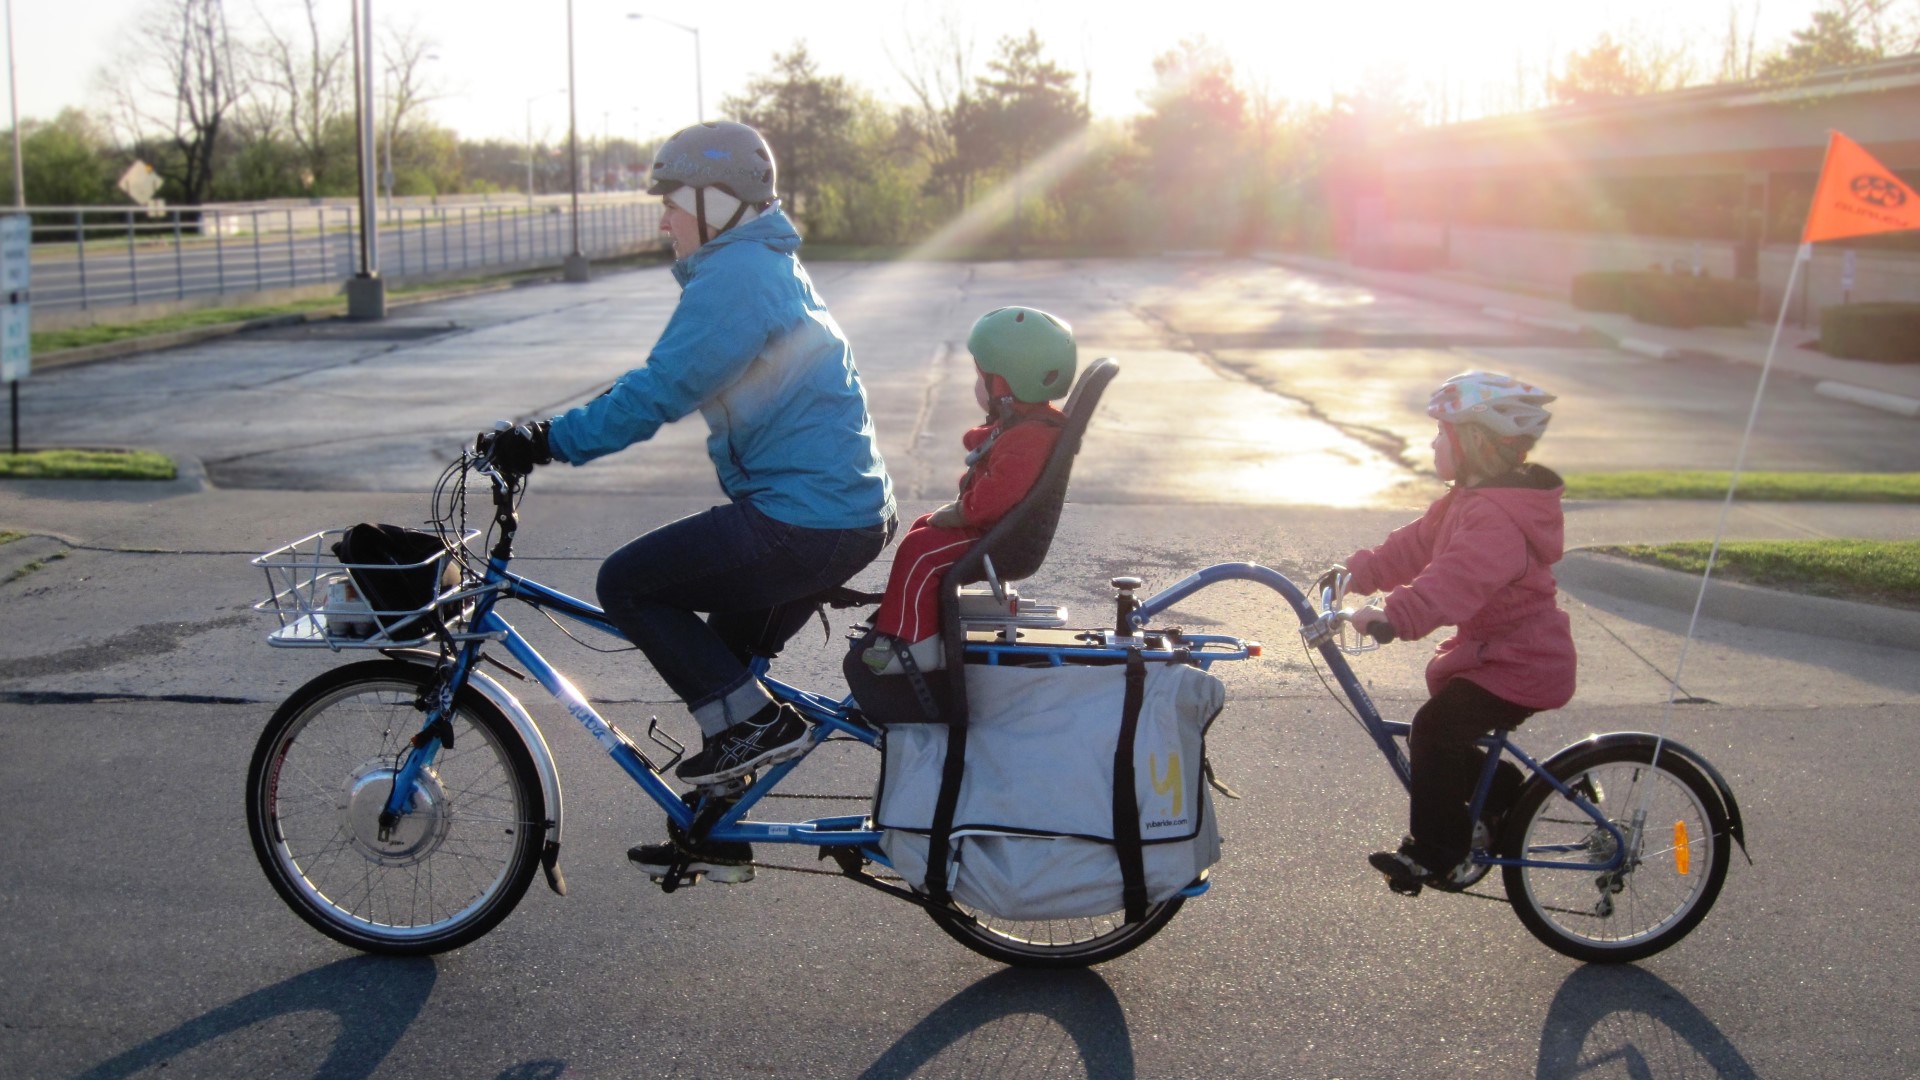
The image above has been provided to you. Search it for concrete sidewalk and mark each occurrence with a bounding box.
[1260,252,1920,419]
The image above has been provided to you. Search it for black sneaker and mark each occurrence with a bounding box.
[1369,839,1474,896]
[628,839,754,884]
[674,703,812,785]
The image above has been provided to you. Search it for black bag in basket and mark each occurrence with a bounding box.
[331,523,460,635]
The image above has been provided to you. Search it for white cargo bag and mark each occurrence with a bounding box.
[876,659,1225,921]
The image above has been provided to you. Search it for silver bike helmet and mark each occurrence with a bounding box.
[1427,371,1555,440]
[647,121,777,205]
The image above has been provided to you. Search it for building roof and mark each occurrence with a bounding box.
[1384,53,1920,177]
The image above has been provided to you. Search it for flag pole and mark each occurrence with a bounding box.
[1657,243,1812,717]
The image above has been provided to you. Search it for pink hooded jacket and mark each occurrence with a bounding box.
[1345,465,1577,711]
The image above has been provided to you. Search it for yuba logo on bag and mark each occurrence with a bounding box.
[1143,752,1190,834]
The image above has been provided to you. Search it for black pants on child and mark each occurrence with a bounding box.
[1406,677,1537,870]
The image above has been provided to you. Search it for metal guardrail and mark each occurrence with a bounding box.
[6,195,665,313]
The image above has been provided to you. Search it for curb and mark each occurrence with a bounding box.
[1558,549,1920,652]
[1815,380,1920,418]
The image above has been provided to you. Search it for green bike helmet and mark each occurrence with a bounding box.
[967,306,1077,404]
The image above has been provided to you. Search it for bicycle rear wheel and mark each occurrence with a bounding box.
[246,659,546,955]
[926,897,1185,968]
[1501,744,1729,964]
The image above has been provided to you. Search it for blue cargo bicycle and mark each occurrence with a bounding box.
[248,366,1741,967]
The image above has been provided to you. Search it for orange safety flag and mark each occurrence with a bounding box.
[1802,131,1920,244]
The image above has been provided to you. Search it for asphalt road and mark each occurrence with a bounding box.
[2,257,1917,1078]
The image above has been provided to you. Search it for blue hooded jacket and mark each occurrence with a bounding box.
[546,206,894,531]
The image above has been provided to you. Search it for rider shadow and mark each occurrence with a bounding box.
[1536,964,1758,1079]
[859,967,1135,1080]
[74,956,436,1080]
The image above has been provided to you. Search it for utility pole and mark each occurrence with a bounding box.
[346,0,385,319]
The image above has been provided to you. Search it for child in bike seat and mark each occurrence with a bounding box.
[1330,371,1577,895]
[861,306,1076,675]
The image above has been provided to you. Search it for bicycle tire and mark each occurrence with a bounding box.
[1501,743,1729,964]
[926,896,1185,969]
[246,659,546,955]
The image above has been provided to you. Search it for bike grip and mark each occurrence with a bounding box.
[1369,622,1397,644]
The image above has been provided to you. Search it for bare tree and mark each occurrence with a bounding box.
[1718,1,1765,82]
[251,0,350,191]
[887,8,974,205]
[99,0,245,205]
[376,21,443,191]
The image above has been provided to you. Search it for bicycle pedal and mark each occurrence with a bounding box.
[693,773,755,797]
[1386,878,1424,898]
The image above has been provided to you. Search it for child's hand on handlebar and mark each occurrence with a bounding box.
[1347,605,1395,643]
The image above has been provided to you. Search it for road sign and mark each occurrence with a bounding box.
[1842,249,1857,293]
[1,215,28,383]
[117,161,162,204]
[2,304,28,382]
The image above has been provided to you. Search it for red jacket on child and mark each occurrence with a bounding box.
[872,402,1063,643]
[1345,465,1577,711]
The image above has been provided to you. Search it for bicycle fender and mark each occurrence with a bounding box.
[387,649,569,894]
[1536,732,1747,860]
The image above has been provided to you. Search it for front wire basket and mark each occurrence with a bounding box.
[253,528,492,649]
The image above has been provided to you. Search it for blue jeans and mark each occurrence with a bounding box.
[596,500,893,714]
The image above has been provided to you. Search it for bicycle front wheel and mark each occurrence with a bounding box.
[926,896,1185,969]
[1502,744,1729,964]
[246,659,546,955]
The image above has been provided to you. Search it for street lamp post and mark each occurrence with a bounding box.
[628,13,702,121]
[346,0,384,320]
[562,0,589,282]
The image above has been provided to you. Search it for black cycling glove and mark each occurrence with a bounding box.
[481,420,553,475]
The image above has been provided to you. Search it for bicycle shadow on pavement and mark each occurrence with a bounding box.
[74,956,436,1080]
[858,967,1135,1080]
[1536,964,1757,1079]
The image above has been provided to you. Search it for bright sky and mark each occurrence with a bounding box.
[9,0,1832,144]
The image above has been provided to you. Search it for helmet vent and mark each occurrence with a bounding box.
[1014,311,1026,322]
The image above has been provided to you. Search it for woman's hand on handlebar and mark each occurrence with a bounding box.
[475,420,553,477]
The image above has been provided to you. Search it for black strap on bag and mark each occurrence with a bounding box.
[1111,649,1150,924]
[923,686,971,909]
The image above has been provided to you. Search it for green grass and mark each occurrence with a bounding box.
[1592,539,1920,609]
[1564,471,1920,503]
[0,530,21,545]
[31,298,348,353]
[0,449,177,480]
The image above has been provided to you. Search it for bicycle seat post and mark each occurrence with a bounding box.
[1111,576,1143,638]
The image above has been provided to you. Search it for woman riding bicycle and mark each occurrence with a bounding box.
[483,121,895,867]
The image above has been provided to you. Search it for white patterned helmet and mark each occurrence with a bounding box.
[1427,371,1555,439]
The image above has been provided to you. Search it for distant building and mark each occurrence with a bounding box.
[1360,54,1920,324]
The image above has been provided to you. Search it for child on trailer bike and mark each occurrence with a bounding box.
[860,306,1076,675]
[1330,371,1578,896]
[480,121,896,883]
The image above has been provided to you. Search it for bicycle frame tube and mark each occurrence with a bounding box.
[1133,562,1411,786]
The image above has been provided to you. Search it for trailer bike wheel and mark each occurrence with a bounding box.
[926,896,1186,969]
[1501,744,1729,964]
[246,659,546,955]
